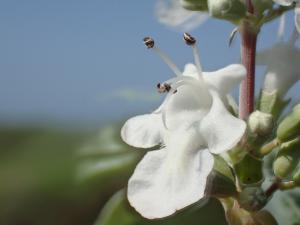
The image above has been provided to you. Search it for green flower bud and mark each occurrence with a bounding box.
[248,110,274,136]
[238,187,268,211]
[181,0,208,11]
[259,90,290,120]
[252,0,273,14]
[273,137,300,179]
[292,168,300,186]
[207,0,246,22]
[277,104,300,142]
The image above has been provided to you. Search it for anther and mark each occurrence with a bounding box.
[143,37,155,49]
[183,32,196,45]
[157,83,171,93]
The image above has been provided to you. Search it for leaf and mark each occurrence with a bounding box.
[95,190,228,225]
[93,189,141,225]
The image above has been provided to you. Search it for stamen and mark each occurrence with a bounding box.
[143,37,155,48]
[157,82,172,93]
[183,32,203,77]
[183,32,196,45]
[143,36,182,77]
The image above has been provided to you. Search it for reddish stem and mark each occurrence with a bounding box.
[239,1,257,120]
[265,182,279,197]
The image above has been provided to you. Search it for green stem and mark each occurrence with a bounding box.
[259,138,280,156]
[258,5,294,27]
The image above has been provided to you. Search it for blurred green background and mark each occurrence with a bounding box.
[0,125,228,225]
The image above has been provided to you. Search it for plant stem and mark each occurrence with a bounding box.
[259,138,280,156]
[265,182,279,198]
[265,180,296,198]
[239,0,257,120]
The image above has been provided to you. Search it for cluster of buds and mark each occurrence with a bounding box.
[181,0,274,22]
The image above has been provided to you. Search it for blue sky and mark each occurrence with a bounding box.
[0,0,298,127]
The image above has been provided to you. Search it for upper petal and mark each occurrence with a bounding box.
[199,91,246,154]
[203,64,246,95]
[121,113,163,148]
[162,77,211,129]
[127,143,214,219]
[182,63,200,80]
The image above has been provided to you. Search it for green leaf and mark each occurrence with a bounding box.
[95,190,229,225]
[93,189,141,225]
[76,152,141,185]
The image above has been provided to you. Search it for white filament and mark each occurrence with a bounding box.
[153,47,182,77]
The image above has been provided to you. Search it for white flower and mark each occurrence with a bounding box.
[121,35,246,219]
[273,0,300,33]
[257,40,300,97]
[155,0,208,31]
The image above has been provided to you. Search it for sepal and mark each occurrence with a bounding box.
[238,187,268,212]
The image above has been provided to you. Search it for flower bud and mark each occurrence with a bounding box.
[238,187,268,211]
[273,137,300,179]
[277,104,300,142]
[207,0,246,22]
[251,0,272,14]
[181,0,208,11]
[259,90,290,120]
[248,110,274,136]
[292,168,300,186]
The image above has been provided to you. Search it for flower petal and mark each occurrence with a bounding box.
[161,77,211,129]
[199,91,246,154]
[259,43,300,96]
[203,64,246,95]
[182,63,200,79]
[127,143,214,219]
[155,0,208,31]
[121,113,163,148]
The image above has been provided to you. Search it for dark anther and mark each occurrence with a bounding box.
[173,89,178,94]
[183,32,196,45]
[143,37,155,48]
[157,83,171,93]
